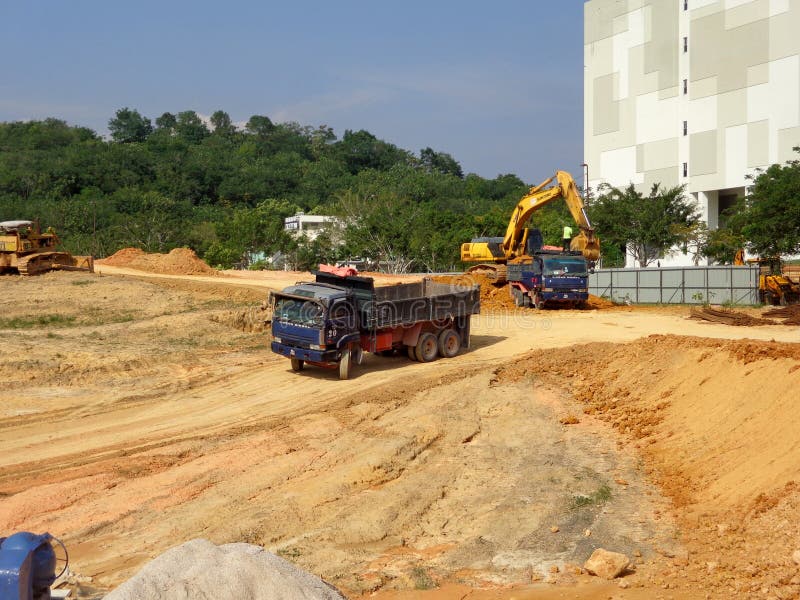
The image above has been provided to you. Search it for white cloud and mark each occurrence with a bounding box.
[271,87,391,124]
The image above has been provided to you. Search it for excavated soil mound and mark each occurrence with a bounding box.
[105,539,345,600]
[433,273,516,311]
[100,247,146,266]
[99,247,217,276]
[585,294,616,309]
[495,335,800,599]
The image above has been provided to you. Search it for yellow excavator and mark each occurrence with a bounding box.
[460,170,600,283]
[734,250,799,305]
[0,220,94,276]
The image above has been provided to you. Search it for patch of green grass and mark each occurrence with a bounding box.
[105,313,136,324]
[411,566,435,590]
[571,483,612,509]
[0,314,77,329]
[165,336,201,348]
[277,547,301,559]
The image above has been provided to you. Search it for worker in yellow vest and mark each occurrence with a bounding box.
[562,225,573,252]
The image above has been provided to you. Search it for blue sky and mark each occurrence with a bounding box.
[0,1,585,183]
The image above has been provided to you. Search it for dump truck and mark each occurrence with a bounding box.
[0,220,94,275]
[270,270,480,379]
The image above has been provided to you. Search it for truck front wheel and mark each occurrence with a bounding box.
[415,332,439,362]
[290,358,304,372]
[339,349,352,380]
[533,293,543,310]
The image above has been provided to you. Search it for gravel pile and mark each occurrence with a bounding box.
[105,539,345,600]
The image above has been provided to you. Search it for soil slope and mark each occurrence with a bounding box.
[496,336,800,599]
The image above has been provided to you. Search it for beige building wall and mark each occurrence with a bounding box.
[584,0,800,266]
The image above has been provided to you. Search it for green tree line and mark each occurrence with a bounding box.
[2,109,796,271]
[0,109,578,271]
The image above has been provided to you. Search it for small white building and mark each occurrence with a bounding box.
[283,213,340,241]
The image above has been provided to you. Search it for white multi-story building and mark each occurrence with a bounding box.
[584,0,800,266]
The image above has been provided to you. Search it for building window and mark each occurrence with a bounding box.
[683,79,688,95]
[683,121,687,136]
[683,162,688,177]
[683,37,688,52]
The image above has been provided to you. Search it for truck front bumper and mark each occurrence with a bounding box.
[271,341,339,365]
[541,291,589,302]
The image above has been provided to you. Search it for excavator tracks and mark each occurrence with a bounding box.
[466,263,507,284]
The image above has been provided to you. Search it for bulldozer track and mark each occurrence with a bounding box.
[16,252,94,276]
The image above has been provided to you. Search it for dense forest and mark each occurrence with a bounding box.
[0,109,577,272]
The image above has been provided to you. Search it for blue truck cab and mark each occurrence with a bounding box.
[271,282,359,367]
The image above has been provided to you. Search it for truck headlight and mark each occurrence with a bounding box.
[310,344,325,350]
[273,337,282,343]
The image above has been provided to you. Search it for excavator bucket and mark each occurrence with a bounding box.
[571,233,601,262]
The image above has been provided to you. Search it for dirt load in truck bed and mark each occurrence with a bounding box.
[1,269,798,600]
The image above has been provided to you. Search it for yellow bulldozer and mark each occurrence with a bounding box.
[0,220,94,276]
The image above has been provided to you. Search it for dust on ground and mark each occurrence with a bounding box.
[1,268,799,600]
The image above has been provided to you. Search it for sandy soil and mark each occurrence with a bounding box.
[1,265,799,599]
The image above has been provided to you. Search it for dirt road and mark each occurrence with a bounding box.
[1,269,798,599]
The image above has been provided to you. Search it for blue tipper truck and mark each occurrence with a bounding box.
[507,249,590,309]
[270,271,481,379]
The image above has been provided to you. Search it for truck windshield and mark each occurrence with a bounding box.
[542,257,588,277]
[273,296,325,327]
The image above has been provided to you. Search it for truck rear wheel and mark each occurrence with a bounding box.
[437,329,461,358]
[339,348,352,380]
[290,358,304,372]
[415,332,439,362]
[407,345,417,361]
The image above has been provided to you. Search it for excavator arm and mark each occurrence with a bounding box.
[501,170,600,261]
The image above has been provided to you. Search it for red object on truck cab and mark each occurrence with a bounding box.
[318,263,359,277]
